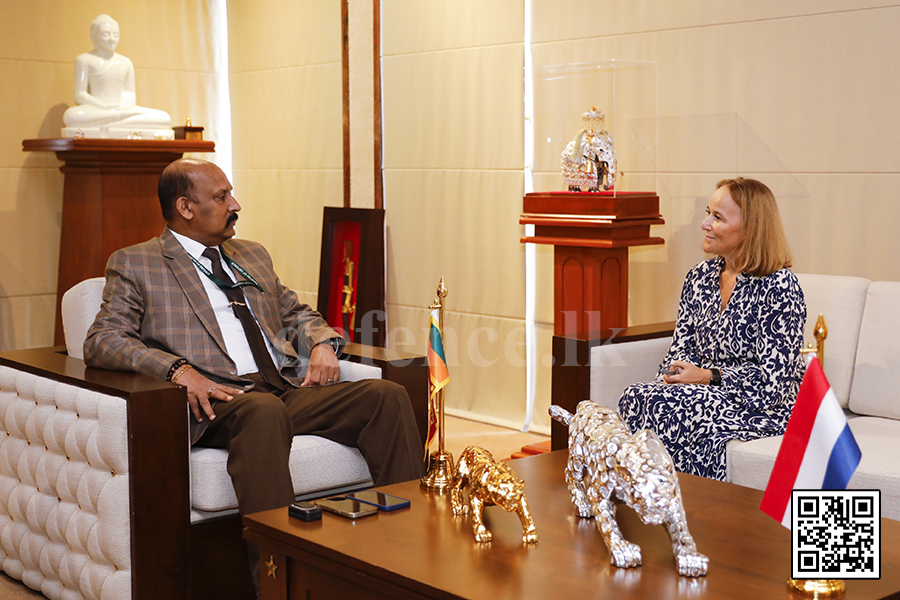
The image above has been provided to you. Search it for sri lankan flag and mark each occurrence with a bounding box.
[425,308,449,455]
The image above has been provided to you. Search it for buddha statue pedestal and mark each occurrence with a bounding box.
[60,127,175,141]
[23,137,215,344]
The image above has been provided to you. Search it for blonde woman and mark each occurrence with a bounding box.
[618,178,806,480]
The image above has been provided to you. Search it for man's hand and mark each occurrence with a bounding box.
[177,368,244,422]
[662,360,713,385]
[301,342,341,387]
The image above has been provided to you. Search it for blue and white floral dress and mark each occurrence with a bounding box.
[618,257,807,481]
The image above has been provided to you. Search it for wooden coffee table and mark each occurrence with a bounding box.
[243,451,900,599]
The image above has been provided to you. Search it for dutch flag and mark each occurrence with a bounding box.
[760,356,862,528]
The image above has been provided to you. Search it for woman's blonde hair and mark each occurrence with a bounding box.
[717,177,793,277]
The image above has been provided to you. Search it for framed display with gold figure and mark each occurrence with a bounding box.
[317,207,386,347]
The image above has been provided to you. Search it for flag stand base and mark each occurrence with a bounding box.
[787,578,845,597]
[420,450,456,493]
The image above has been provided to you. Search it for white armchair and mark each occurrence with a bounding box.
[0,278,428,600]
[62,278,377,516]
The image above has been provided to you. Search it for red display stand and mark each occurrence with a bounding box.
[23,138,216,344]
[520,191,664,335]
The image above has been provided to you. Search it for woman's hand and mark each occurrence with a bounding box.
[662,360,713,385]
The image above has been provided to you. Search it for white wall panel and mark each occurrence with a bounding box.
[383,0,524,55]
[227,1,340,73]
[531,1,894,43]
[229,67,343,171]
[382,1,528,427]
[386,304,536,427]
[382,46,524,170]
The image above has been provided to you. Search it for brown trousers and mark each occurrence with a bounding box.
[194,375,425,516]
[194,376,425,598]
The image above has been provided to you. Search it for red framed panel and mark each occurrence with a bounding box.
[317,207,386,347]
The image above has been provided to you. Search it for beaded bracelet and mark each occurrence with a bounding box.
[166,358,189,381]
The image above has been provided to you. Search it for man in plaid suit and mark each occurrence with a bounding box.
[84,158,423,592]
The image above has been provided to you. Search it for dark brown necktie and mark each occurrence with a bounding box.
[202,247,284,390]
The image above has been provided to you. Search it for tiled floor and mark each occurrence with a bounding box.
[0,416,550,600]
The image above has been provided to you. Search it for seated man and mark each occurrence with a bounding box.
[84,158,424,591]
[62,14,173,139]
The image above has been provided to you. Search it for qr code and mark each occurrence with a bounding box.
[792,490,880,579]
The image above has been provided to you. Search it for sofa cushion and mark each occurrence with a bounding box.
[728,416,900,521]
[590,336,672,409]
[849,281,900,419]
[727,436,781,490]
[61,277,106,360]
[190,435,372,512]
[796,273,871,409]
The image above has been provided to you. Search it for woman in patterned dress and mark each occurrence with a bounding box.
[618,178,806,481]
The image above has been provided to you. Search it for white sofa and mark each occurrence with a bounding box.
[554,273,900,521]
[0,278,428,600]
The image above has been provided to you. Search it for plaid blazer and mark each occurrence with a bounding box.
[84,228,340,391]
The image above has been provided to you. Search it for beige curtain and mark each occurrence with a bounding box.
[227,0,344,307]
[381,1,539,430]
[533,0,900,326]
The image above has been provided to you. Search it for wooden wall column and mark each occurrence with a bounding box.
[555,246,629,335]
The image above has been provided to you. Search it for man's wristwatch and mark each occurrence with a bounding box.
[709,368,722,386]
[323,337,344,358]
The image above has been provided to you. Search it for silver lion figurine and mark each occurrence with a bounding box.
[550,401,708,577]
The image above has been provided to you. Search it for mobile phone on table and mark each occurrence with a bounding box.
[288,501,322,522]
[345,490,411,511]
[313,496,378,519]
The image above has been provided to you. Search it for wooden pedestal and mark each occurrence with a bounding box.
[520,191,664,335]
[23,138,215,344]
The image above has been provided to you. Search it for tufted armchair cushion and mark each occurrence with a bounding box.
[0,366,133,599]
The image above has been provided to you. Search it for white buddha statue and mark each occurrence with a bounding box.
[62,14,173,140]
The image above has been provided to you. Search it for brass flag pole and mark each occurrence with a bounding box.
[793,315,844,597]
[421,278,455,492]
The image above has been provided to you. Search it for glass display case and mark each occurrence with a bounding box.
[528,60,658,196]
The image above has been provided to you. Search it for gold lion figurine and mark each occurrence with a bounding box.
[450,446,538,544]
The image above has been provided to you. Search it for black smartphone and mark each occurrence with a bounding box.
[288,501,322,522]
[345,490,411,512]
[313,496,378,519]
